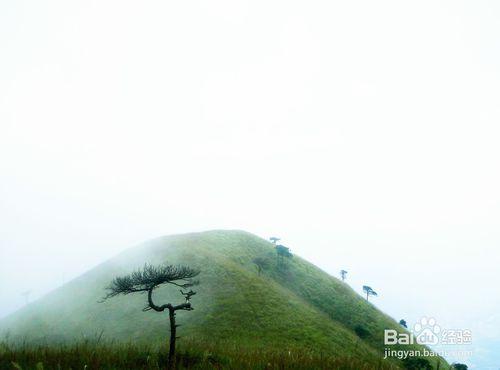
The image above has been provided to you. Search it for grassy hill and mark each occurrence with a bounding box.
[0,230,446,369]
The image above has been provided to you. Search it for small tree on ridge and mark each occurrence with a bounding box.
[363,285,377,301]
[340,270,348,281]
[269,236,280,245]
[275,244,292,267]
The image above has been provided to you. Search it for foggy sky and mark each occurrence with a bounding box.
[1,1,499,368]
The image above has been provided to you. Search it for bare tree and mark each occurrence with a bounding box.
[102,263,200,368]
[340,270,348,281]
[252,257,269,275]
[362,285,377,301]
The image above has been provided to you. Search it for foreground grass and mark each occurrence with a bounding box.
[0,341,402,370]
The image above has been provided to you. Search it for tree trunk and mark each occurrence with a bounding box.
[168,307,176,369]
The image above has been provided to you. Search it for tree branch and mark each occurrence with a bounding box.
[147,287,163,312]
[100,262,200,316]
[173,302,192,311]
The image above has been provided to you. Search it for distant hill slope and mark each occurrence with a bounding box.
[0,230,446,368]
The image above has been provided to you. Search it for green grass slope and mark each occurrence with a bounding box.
[0,230,446,368]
